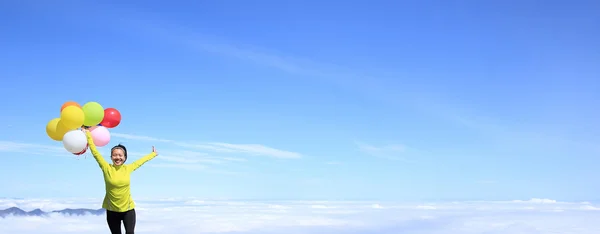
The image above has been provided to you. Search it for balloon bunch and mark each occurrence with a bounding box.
[45,101,122,155]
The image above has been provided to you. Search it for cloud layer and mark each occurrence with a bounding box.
[1,198,600,234]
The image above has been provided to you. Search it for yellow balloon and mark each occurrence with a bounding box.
[56,120,70,137]
[60,105,85,129]
[45,118,69,141]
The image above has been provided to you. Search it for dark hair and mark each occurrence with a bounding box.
[111,144,128,161]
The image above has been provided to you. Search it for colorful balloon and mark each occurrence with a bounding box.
[60,106,85,130]
[91,126,111,147]
[82,102,105,126]
[45,118,69,141]
[62,130,88,153]
[60,101,81,112]
[100,108,122,128]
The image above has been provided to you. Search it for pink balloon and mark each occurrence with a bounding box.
[90,126,111,147]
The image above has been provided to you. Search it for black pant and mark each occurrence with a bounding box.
[106,209,136,234]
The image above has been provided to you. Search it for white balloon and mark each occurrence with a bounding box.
[62,130,88,153]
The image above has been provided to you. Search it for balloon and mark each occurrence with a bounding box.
[82,102,104,126]
[91,126,111,147]
[100,108,122,128]
[62,130,88,153]
[60,101,81,112]
[60,106,85,130]
[73,146,88,155]
[45,118,69,141]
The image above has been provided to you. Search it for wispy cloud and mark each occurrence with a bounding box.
[204,142,301,159]
[0,141,67,157]
[148,163,207,170]
[154,150,247,164]
[0,131,298,175]
[355,142,416,162]
[476,180,497,185]
[159,156,221,164]
[113,133,303,159]
[111,133,172,143]
[0,140,233,172]
[117,150,243,174]
[147,163,240,175]
[108,132,302,173]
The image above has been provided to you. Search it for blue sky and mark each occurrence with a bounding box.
[0,0,599,201]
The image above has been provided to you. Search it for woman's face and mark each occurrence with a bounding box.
[111,148,126,166]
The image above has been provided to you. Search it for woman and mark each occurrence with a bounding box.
[83,129,158,234]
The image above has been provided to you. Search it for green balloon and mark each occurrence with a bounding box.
[82,102,105,126]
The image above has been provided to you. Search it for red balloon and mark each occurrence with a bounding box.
[100,108,122,128]
[73,145,88,155]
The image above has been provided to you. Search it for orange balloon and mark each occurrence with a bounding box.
[60,101,81,112]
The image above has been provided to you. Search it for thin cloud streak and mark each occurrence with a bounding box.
[355,142,416,163]
[121,148,248,174]
[147,163,241,175]
[207,142,302,159]
[157,156,218,164]
[0,141,70,157]
[112,133,303,159]
[148,163,207,170]
[110,133,172,143]
[157,150,246,164]
[0,140,247,173]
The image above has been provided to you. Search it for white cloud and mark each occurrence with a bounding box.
[0,132,298,173]
[1,198,600,233]
[112,133,303,159]
[153,150,247,164]
[204,142,301,159]
[0,141,67,157]
[476,180,497,184]
[126,150,244,173]
[355,142,415,162]
[110,133,172,143]
[357,143,406,153]
[147,163,207,171]
[0,140,243,173]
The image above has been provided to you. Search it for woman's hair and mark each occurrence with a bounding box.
[111,144,128,161]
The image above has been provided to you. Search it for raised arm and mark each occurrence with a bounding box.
[128,151,157,172]
[85,130,110,169]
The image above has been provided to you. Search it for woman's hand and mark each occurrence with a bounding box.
[152,146,158,156]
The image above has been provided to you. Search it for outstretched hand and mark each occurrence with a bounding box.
[152,146,158,156]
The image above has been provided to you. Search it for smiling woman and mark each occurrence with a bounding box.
[83,129,159,234]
